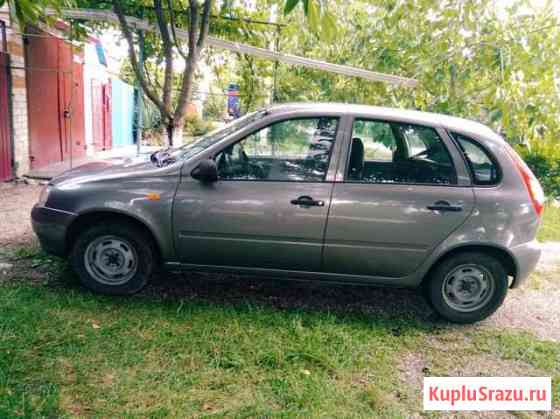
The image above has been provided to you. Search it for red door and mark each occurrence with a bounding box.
[103,82,112,150]
[91,79,112,151]
[58,40,86,163]
[26,28,86,169]
[68,57,86,160]
[91,79,103,151]
[0,52,12,181]
[26,30,62,169]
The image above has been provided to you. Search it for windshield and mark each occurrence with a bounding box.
[171,110,267,161]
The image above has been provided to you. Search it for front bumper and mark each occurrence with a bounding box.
[510,239,542,288]
[31,205,77,257]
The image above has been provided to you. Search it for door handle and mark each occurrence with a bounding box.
[427,200,463,212]
[291,195,325,207]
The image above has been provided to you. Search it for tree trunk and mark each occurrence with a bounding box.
[171,123,184,146]
[166,124,174,147]
[164,120,185,147]
[114,0,212,150]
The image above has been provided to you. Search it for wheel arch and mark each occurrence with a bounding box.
[422,244,517,287]
[65,210,163,264]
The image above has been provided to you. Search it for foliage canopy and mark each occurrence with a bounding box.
[3,0,560,193]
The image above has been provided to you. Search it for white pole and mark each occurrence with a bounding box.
[50,8,418,87]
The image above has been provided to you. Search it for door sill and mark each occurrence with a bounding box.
[163,262,419,288]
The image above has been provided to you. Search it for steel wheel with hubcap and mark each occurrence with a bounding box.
[84,236,138,286]
[441,264,495,313]
[426,251,508,323]
[71,222,156,295]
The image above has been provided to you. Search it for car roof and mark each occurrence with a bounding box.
[265,102,504,144]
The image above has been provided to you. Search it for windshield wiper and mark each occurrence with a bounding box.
[150,148,173,167]
[150,148,180,167]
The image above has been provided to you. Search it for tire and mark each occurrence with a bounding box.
[71,222,156,295]
[425,251,508,324]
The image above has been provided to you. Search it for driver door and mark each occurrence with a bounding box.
[173,116,341,272]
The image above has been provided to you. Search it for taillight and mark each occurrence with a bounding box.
[504,144,545,217]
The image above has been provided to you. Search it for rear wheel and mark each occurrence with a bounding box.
[425,252,508,324]
[71,222,155,295]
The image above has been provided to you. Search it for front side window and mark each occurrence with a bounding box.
[451,132,500,185]
[347,119,457,185]
[215,117,338,182]
[174,110,267,161]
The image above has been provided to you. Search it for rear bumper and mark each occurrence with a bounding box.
[31,205,77,257]
[510,240,541,288]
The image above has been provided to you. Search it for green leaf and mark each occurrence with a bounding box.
[16,0,39,23]
[321,11,337,42]
[283,0,300,16]
[306,0,320,33]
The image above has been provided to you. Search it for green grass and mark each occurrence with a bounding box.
[538,203,560,242]
[1,276,559,417]
[0,281,423,418]
[2,242,560,417]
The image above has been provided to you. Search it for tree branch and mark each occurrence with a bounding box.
[144,60,161,92]
[172,0,205,123]
[188,0,199,56]
[153,0,174,112]
[112,0,171,121]
[197,0,212,49]
[166,0,188,60]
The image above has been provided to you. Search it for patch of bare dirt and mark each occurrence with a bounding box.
[0,181,42,248]
[480,242,560,342]
[538,242,560,269]
[482,286,560,342]
[398,336,555,419]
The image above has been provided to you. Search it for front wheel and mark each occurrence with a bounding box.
[425,252,508,324]
[71,222,156,295]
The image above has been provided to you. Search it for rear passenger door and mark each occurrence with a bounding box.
[323,118,474,279]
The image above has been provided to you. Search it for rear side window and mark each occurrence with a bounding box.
[351,120,396,162]
[347,119,457,185]
[451,133,500,185]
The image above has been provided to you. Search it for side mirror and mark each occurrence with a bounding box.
[191,159,218,183]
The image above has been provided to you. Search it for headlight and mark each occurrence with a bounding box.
[37,185,51,206]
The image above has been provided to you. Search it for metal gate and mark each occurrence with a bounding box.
[26,27,86,170]
[0,51,12,181]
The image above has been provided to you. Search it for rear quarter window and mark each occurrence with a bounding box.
[451,132,501,185]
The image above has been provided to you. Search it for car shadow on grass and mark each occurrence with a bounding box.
[7,245,443,329]
[143,270,440,325]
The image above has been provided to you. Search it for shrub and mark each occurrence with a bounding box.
[184,113,216,137]
[203,94,226,121]
[517,141,560,199]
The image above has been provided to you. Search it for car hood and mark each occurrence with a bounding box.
[49,155,171,187]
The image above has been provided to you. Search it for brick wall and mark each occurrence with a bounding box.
[0,5,29,177]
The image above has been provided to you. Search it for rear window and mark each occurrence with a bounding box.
[451,133,500,185]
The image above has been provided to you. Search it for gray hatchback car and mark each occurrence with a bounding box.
[32,103,544,323]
